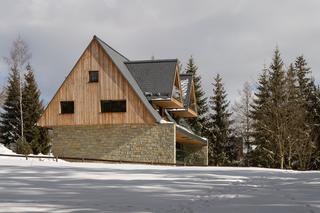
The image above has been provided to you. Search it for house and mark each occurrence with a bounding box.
[37,36,208,165]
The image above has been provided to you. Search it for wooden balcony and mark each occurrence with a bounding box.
[170,108,197,118]
[152,97,184,109]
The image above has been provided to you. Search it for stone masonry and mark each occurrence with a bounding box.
[51,123,176,164]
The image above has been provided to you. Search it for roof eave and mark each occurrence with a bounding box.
[176,124,208,145]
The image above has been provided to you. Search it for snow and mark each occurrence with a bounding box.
[151,97,171,101]
[0,144,16,155]
[0,157,319,213]
[168,108,185,111]
[0,143,60,162]
[159,119,174,124]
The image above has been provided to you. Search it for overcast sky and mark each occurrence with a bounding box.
[0,0,319,105]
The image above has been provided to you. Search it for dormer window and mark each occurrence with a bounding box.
[89,71,99,83]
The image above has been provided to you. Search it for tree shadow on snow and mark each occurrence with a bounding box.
[0,163,319,213]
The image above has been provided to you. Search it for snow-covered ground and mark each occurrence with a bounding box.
[0,158,319,213]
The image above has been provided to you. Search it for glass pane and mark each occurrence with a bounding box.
[89,71,99,82]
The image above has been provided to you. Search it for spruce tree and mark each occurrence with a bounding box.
[268,48,287,169]
[294,56,317,169]
[185,56,209,135]
[309,82,320,169]
[0,68,22,146]
[249,68,274,167]
[295,56,311,100]
[284,64,310,169]
[313,85,320,149]
[208,74,233,165]
[285,64,297,168]
[22,64,50,154]
[250,52,319,170]
[250,48,288,169]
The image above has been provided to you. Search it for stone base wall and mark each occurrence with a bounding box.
[51,123,176,164]
[183,143,208,166]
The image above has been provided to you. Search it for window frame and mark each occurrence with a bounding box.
[88,70,99,83]
[100,100,127,113]
[60,101,74,114]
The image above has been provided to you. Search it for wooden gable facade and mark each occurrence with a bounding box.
[38,38,155,127]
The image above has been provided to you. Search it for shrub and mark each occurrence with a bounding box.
[16,137,32,155]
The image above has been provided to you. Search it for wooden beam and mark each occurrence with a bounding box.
[152,98,184,109]
[171,108,197,118]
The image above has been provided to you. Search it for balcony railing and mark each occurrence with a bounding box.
[172,86,182,102]
[189,102,197,112]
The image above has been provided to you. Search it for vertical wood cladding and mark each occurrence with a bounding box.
[38,39,155,127]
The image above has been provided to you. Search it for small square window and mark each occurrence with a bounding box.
[60,101,74,114]
[89,71,99,83]
[101,100,126,113]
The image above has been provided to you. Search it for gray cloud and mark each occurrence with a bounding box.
[0,0,319,105]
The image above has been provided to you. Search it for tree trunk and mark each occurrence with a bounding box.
[280,155,284,170]
[19,68,24,139]
[288,146,292,169]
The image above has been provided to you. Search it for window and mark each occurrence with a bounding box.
[60,101,74,114]
[176,143,185,163]
[89,71,99,83]
[176,143,184,150]
[101,100,126,113]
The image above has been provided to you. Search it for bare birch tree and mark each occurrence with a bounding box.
[232,81,254,157]
[3,36,31,140]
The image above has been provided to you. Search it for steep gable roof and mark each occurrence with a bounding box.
[94,36,162,123]
[125,59,177,99]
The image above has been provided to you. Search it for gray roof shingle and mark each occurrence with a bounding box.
[125,59,177,99]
